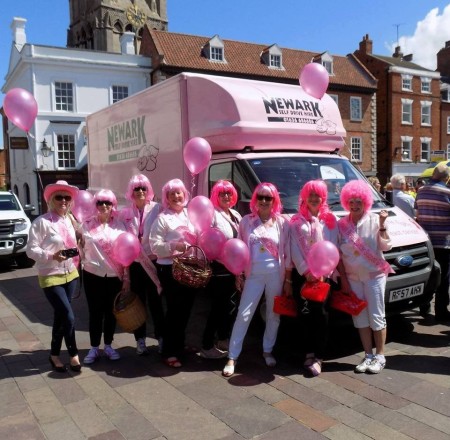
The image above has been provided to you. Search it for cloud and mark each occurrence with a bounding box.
[390,5,450,70]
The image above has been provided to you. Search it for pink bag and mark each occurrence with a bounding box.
[329,290,367,316]
[273,295,298,317]
[300,281,330,302]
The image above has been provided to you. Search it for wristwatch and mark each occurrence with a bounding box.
[126,5,147,28]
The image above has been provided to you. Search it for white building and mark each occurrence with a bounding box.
[2,17,151,214]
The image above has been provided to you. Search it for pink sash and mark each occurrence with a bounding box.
[249,215,279,259]
[136,250,162,294]
[338,217,394,276]
[291,214,323,260]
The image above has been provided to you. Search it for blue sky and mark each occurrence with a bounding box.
[1,1,450,106]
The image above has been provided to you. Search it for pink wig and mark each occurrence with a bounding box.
[298,180,336,229]
[94,189,118,213]
[250,182,282,216]
[210,180,238,209]
[125,174,154,203]
[161,178,190,209]
[340,180,373,213]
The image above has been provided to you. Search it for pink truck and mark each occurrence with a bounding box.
[86,72,439,315]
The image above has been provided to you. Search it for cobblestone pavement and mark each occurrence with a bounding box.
[0,265,449,440]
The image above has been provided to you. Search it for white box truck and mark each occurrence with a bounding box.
[86,72,439,315]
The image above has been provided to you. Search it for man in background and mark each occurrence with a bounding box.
[415,164,450,322]
[390,174,415,218]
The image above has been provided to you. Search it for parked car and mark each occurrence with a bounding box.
[0,191,35,267]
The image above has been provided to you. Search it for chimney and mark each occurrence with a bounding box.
[11,17,27,50]
[437,40,450,76]
[120,32,135,55]
[403,54,413,62]
[393,46,403,58]
[358,34,372,54]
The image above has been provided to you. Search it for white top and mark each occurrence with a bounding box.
[393,189,415,218]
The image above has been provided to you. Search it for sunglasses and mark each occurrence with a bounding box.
[219,191,232,197]
[54,195,72,202]
[133,186,147,192]
[96,200,113,206]
[256,195,273,202]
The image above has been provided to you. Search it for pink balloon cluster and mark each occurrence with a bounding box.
[72,190,96,223]
[3,88,38,133]
[112,232,141,267]
[299,63,330,99]
[221,238,250,275]
[306,240,340,278]
[188,196,215,232]
[183,137,212,175]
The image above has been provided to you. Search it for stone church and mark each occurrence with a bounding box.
[67,0,167,53]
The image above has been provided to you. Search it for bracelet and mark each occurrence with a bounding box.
[379,228,386,231]
[284,279,292,284]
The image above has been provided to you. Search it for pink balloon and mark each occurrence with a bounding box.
[72,190,96,223]
[183,137,212,175]
[221,238,250,275]
[306,240,339,278]
[299,63,330,99]
[3,88,38,132]
[188,196,215,233]
[198,228,227,260]
[112,232,141,267]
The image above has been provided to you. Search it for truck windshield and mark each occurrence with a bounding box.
[0,195,20,211]
[246,156,389,214]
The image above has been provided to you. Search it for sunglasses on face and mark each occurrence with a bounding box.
[256,195,273,202]
[133,186,147,192]
[219,191,232,197]
[96,200,113,206]
[54,195,72,202]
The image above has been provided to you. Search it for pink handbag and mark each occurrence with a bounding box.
[300,281,331,302]
[329,290,367,316]
[273,295,298,317]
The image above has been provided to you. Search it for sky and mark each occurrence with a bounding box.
[0,1,450,105]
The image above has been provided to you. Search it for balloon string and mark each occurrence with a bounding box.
[27,132,35,140]
[27,132,44,193]
[191,173,196,195]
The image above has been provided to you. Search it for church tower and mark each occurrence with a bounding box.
[67,0,167,53]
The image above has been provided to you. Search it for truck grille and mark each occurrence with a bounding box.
[384,242,431,276]
[0,220,15,235]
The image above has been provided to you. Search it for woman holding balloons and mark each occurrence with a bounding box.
[149,178,197,368]
[80,189,129,364]
[119,174,162,356]
[337,180,392,374]
[198,180,242,359]
[222,182,291,377]
[289,180,338,376]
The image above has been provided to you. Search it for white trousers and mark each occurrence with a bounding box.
[228,268,283,360]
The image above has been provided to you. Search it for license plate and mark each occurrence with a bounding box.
[389,283,424,302]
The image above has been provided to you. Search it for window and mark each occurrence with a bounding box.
[420,138,431,162]
[112,85,129,103]
[401,99,413,124]
[421,101,431,125]
[54,81,74,111]
[402,74,412,91]
[329,94,338,105]
[447,144,450,160]
[319,52,334,75]
[322,60,333,74]
[270,54,281,68]
[350,97,362,121]
[401,137,412,161]
[442,89,450,102]
[57,134,76,168]
[447,116,450,134]
[421,77,431,93]
[351,137,362,161]
[210,46,223,61]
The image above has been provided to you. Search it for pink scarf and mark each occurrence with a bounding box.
[339,216,394,276]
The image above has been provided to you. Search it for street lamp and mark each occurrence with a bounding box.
[40,139,52,157]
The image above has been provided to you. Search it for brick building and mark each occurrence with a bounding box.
[437,41,450,158]
[354,34,441,186]
[140,28,379,177]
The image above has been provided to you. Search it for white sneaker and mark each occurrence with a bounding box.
[84,347,100,364]
[200,347,227,359]
[354,355,373,373]
[104,345,120,361]
[367,356,386,374]
[136,338,149,355]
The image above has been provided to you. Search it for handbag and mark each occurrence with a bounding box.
[300,280,330,302]
[329,290,368,316]
[273,295,298,317]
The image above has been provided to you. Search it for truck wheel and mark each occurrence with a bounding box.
[15,254,35,268]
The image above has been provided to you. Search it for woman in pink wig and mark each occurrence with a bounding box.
[119,174,163,356]
[200,180,242,359]
[289,180,338,376]
[337,180,392,374]
[223,182,291,377]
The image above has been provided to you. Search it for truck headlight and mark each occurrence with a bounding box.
[14,220,28,233]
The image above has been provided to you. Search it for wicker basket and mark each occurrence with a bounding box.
[172,245,212,288]
[113,290,147,333]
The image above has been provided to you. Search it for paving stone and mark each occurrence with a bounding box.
[258,419,327,439]
[41,416,86,440]
[49,375,89,405]
[24,386,68,425]
[320,371,368,393]
[356,384,409,409]
[89,429,126,439]
[274,398,339,432]
[398,403,450,435]
[0,408,46,440]
[0,381,32,418]
[311,381,367,408]
[322,423,372,439]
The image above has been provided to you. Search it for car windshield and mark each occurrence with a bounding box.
[0,195,20,211]
[246,156,389,214]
